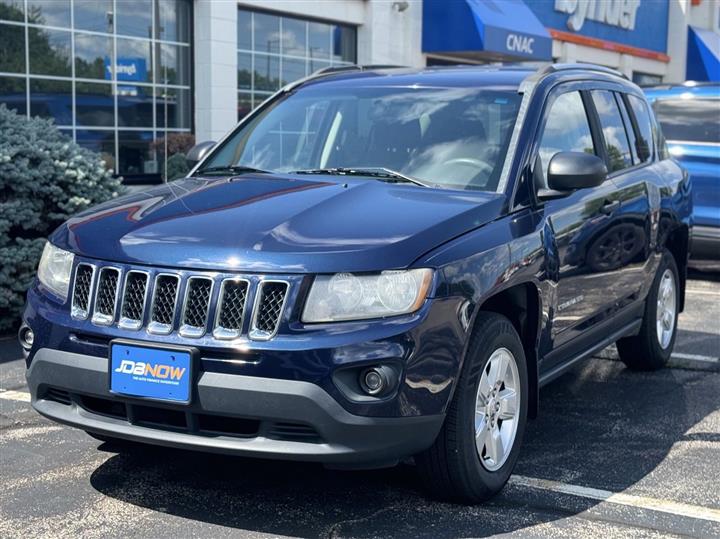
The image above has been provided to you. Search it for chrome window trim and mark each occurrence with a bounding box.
[249,280,290,342]
[71,263,97,320]
[118,270,151,331]
[147,273,181,336]
[179,276,215,338]
[91,266,122,326]
[212,278,250,340]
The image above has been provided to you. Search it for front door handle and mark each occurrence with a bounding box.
[600,200,620,215]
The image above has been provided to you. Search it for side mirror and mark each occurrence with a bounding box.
[539,152,607,199]
[186,141,216,168]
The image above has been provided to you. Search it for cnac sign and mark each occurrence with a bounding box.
[506,34,535,55]
[554,0,641,32]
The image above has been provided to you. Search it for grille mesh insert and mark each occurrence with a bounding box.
[183,278,212,328]
[121,272,148,321]
[255,282,288,333]
[95,268,119,316]
[216,281,248,331]
[151,275,179,326]
[72,265,93,314]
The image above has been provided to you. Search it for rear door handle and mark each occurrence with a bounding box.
[600,200,620,214]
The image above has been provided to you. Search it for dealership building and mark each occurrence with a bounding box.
[0,0,718,183]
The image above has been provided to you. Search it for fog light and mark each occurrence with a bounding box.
[359,366,396,396]
[19,326,34,349]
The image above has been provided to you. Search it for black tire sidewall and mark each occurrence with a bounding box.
[454,315,529,495]
[646,250,680,363]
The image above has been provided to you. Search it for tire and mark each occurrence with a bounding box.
[415,312,529,503]
[617,249,680,371]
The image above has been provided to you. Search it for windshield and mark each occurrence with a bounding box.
[200,85,522,191]
[651,98,720,143]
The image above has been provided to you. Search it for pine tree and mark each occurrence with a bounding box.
[0,104,124,331]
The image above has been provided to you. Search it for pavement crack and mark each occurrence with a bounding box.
[325,502,407,538]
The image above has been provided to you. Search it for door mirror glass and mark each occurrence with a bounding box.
[546,151,607,192]
[186,141,216,168]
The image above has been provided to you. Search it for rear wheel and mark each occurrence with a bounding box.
[415,312,528,503]
[617,250,679,371]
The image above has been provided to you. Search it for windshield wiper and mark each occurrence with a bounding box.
[194,165,270,176]
[293,167,432,188]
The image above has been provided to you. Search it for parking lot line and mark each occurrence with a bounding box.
[672,352,719,363]
[0,390,30,402]
[685,288,720,297]
[510,475,720,523]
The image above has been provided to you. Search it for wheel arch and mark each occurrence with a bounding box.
[474,282,542,419]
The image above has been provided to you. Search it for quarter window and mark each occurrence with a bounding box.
[591,90,633,173]
[537,91,595,187]
[626,94,654,163]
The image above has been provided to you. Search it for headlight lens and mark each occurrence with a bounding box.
[37,242,74,301]
[302,269,433,323]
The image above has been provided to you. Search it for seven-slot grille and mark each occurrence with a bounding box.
[70,264,288,341]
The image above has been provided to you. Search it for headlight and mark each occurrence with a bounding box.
[302,269,433,323]
[37,242,74,301]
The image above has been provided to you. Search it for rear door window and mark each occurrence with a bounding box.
[626,94,654,163]
[590,90,633,173]
[651,98,720,143]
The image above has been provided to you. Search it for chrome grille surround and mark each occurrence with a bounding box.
[91,267,121,326]
[69,260,293,342]
[179,277,214,338]
[118,270,149,330]
[250,280,289,341]
[213,278,250,340]
[147,274,181,335]
[71,263,96,320]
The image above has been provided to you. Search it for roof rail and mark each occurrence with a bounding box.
[537,62,628,80]
[281,64,407,93]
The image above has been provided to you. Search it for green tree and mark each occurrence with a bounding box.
[0,105,125,331]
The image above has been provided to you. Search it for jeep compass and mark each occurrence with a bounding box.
[22,64,691,503]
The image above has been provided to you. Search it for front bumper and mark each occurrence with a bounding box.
[27,348,444,466]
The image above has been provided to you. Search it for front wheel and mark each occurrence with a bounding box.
[617,249,680,371]
[415,312,528,503]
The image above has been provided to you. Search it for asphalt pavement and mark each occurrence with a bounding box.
[1,271,719,538]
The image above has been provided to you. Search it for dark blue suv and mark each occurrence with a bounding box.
[22,64,691,503]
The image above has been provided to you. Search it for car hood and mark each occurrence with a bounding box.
[51,174,505,273]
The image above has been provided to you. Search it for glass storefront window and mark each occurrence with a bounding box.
[74,32,113,79]
[118,85,154,128]
[76,129,116,172]
[0,23,25,72]
[73,0,113,33]
[308,22,331,60]
[1,0,193,183]
[237,9,356,122]
[30,78,72,125]
[0,76,26,115]
[156,0,190,43]
[156,86,191,129]
[29,27,72,77]
[75,81,113,127]
[116,37,153,83]
[159,43,190,85]
[0,0,24,22]
[116,0,152,38]
[118,130,155,175]
[238,52,252,90]
[28,0,71,27]
[254,12,280,54]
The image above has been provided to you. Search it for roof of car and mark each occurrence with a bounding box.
[295,63,630,92]
[643,82,720,101]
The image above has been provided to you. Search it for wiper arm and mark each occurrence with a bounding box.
[293,167,432,188]
[194,165,270,176]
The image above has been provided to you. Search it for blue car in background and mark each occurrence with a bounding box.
[645,83,720,265]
